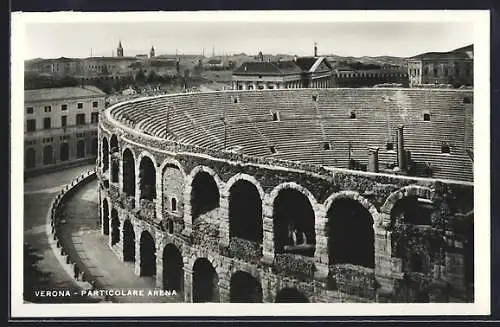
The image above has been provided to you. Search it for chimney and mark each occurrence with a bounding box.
[314,43,318,57]
[397,125,406,171]
[368,147,379,173]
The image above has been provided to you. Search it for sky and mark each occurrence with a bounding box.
[23,21,474,60]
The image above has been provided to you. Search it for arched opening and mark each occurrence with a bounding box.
[43,145,53,165]
[140,231,156,277]
[102,199,109,235]
[391,196,432,226]
[60,143,69,161]
[102,137,109,171]
[122,149,136,196]
[192,258,219,302]
[110,135,119,183]
[167,219,174,234]
[272,188,316,257]
[275,288,309,303]
[162,244,183,292]
[111,208,120,246]
[139,156,156,201]
[190,171,220,220]
[25,148,36,169]
[91,138,98,156]
[230,271,262,303]
[327,198,374,268]
[228,180,263,243]
[171,198,177,212]
[122,220,135,262]
[76,139,85,159]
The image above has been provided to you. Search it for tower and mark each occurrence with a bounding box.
[314,42,318,57]
[117,41,124,57]
[150,45,155,58]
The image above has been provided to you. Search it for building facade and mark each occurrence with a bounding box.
[24,86,106,174]
[231,56,334,90]
[407,44,473,88]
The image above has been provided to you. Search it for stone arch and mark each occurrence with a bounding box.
[160,158,186,215]
[25,147,36,169]
[223,173,265,199]
[102,198,109,235]
[139,230,156,277]
[162,243,184,292]
[138,152,158,201]
[380,185,434,215]
[275,287,309,303]
[323,191,380,226]
[227,175,264,243]
[111,208,120,246]
[122,147,136,197]
[192,257,219,303]
[43,144,53,165]
[270,182,317,257]
[76,139,85,159]
[382,185,434,227]
[230,271,263,303]
[101,136,109,171]
[188,166,222,221]
[325,192,375,268]
[122,219,135,262]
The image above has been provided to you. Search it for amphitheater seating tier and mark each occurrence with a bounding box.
[109,88,473,182]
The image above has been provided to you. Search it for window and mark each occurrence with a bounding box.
[349,111,356,119]
[91,112,99,123]
[171,198,177,212]
[44,106,51,113]
[386,142,394,151]
[26,107,33,114]
[61,115,67,127]
[271,112,280,121]
[92,101,98,108]
[233,97,238,104]
[312,95,318,102]
[323,142,331,150]
[269,146,276,154]
[423,113,431,121]
[167,219,174,234]
[441,143,451,154]
[76,113,85,125]
[61,104,68,111]
[26,119,36,132]
[77,103,83,109]
[43,117,51,129]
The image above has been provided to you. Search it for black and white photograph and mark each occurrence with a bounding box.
[10,10,490,317]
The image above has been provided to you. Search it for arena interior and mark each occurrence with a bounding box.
[97,87,474,303]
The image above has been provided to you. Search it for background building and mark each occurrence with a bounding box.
[407,44,473,88]
[24,86,106,175]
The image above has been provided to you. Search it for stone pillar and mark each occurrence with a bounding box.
[182,185,193,236]
[155,235,163,288]
[218,275,230,303]
[134,226,141,276]
[155,165,162,222]
[314,205,329,280]
[184,266,193,302]
[397,125,406,171]
[444,251,466,294]
[118,150,123,193]
[219,195,230,248]
[368,147,380,173]
[135,160,141,210]
[374,226,402,297]
[262,200,274,265]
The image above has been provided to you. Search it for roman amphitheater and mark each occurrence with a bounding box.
[95,88,474,303]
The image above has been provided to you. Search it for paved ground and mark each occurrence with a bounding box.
[23,164,99,303]
[24,164,181,303]
[59,180,181,303]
